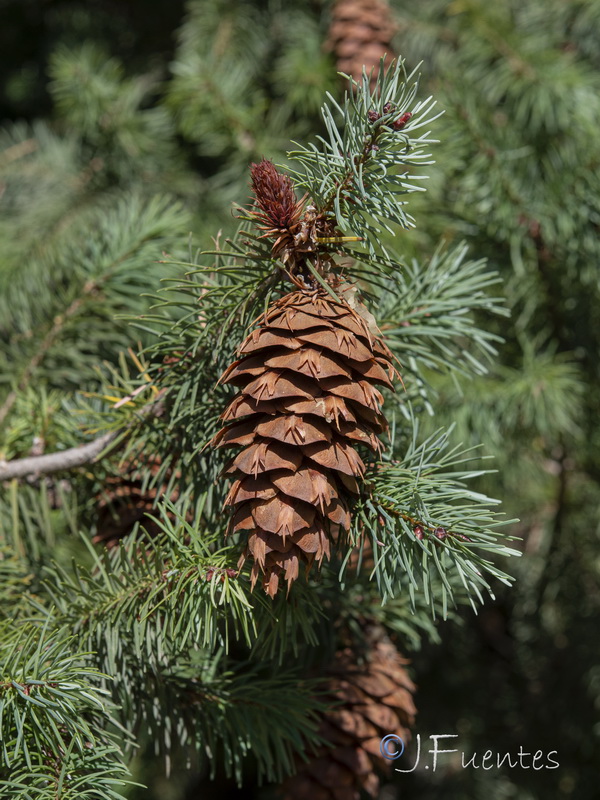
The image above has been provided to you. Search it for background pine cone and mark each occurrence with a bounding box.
[211,286,397,596]
[326,0,397,87]
[281,633,416,800]
[94,457,179,548]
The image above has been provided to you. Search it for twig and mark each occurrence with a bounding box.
[0,430,119,481]
[0,395,165,482]
[0,138,38,166]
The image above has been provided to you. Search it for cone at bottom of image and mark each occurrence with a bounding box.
[281,629,416,800]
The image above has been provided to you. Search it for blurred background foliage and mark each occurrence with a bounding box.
[0,0,598,798]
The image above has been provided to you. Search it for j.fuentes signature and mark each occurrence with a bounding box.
[380,734,559,772]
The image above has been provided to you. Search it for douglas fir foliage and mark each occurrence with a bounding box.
[385,4,600,798]
[0,51,517,799]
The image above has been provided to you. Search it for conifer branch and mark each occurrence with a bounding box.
[0,137,38,165]
[0,430,119,481]
[0,623,132,798]
[0,281,100,425]
[0,395,164,481]
[345,425,520,614]
[287,58,442,254]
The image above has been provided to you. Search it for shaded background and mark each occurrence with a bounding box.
[1,0,598,797]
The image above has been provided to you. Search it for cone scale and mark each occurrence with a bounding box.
[212,287,397,596]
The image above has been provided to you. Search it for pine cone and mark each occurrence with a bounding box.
[281,636,416,800]
[94,457,179,548]
[211,286,397,596]
[326,0,397,87]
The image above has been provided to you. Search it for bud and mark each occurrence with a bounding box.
[393,112,412,131]
[434,526,447,539]
[454,533,472,542]
[413,525,425,540]
[367,109,381,123]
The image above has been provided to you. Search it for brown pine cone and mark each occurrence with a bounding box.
[326,0,397,87]
[281,635,416,800]
[211,287,397,596]
[94,457,179,548]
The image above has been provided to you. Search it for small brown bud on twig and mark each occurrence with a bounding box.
[393,112,412,131]
[454,532,472,542]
